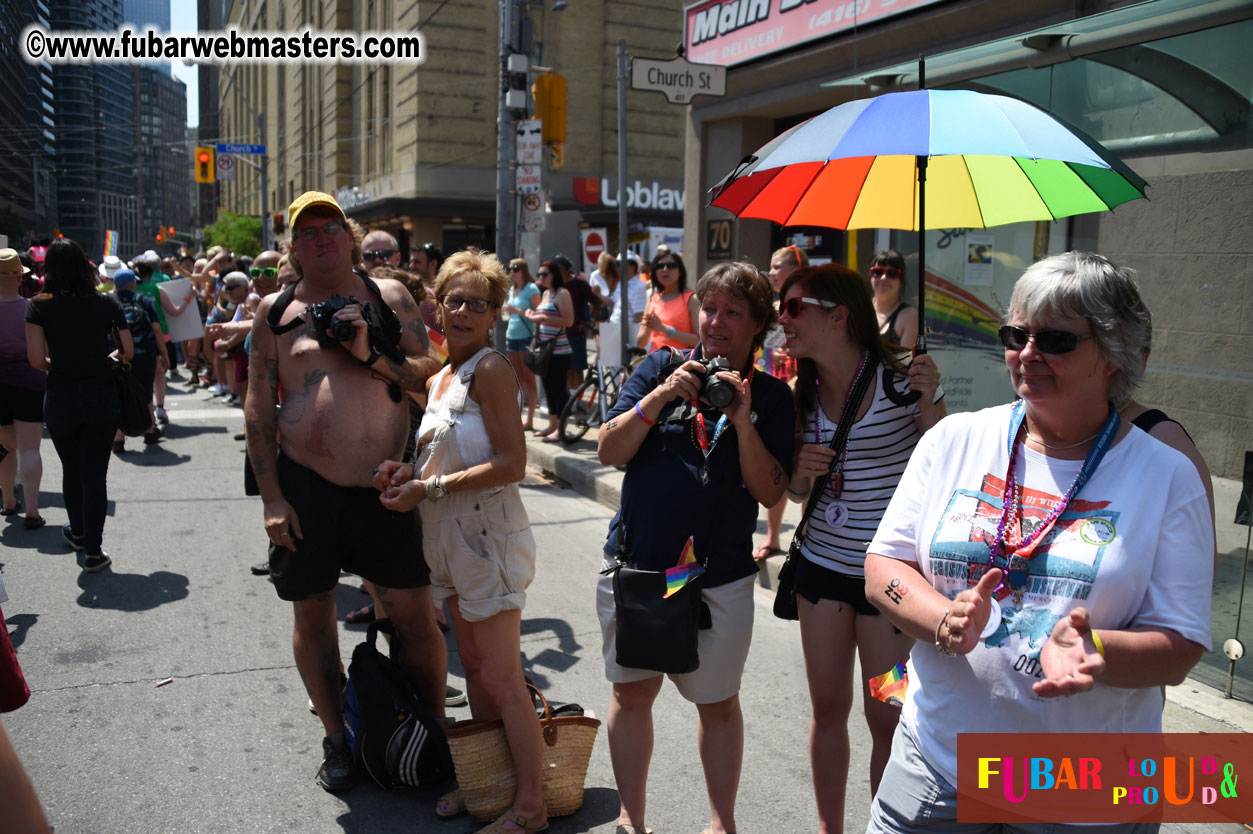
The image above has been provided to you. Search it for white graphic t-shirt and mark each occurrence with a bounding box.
[870,404,1213,787]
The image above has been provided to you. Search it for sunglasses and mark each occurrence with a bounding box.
[363,249,396,262]
[292,221,343,242]
[998,325,1093,354]
[537,270,550,277]
[782,296,839,317]
[508,264,524,272]
[869,266,902,279]
[440,294,492,314]
[654,261,678,270]
[249,266,278,279]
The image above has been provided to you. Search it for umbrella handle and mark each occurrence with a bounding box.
[882,354,924,407]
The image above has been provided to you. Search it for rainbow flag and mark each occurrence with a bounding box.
[427,326,448,363]
[663,536,703,598]
[102,230,118,258]
[869,661,909,707]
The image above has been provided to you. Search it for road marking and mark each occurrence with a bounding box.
[164,408,245,420]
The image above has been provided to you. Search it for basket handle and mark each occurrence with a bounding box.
[524,677,560,747]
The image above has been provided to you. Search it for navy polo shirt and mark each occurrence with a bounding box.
[603,348,796,589]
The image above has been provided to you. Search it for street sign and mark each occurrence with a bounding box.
[216,143,266,155]
[216,153,236,182]
[520,192,545,232]
[707,218,733,260]
[583,230,606,269]
[516,164,543,195]
[516,119,542,164]
[631,56,726,105]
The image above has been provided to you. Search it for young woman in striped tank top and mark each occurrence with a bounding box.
[779,264,945,834]
[523,259,574,442]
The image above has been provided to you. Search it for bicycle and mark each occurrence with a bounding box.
[558,348,645,444]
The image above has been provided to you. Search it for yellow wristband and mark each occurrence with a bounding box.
[1090,629,1106,658]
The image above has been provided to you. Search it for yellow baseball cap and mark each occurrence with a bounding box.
[288,191,347,232]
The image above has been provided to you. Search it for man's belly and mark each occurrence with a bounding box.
[276,370,410,488]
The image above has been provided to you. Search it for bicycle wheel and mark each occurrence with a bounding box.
[559,378,599,443]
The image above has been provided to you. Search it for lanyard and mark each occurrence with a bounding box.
[988,401,1120,591]
[692,411,730,485]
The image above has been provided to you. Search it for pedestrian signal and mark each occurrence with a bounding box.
[194,146,215,184]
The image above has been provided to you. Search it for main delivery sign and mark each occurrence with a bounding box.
[685,0,945,67]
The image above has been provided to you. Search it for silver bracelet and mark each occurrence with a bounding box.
[934,608,955,656]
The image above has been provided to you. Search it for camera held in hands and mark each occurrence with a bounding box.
[307,294,367,345]
[699,356,736,409]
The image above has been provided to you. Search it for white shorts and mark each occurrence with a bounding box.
[596,564,756,704]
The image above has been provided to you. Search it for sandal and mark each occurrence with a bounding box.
[345,603,376,624]
[23,515,46,530]
[475,809,548,834]
[434,787,466,820]
[752,544,786,561]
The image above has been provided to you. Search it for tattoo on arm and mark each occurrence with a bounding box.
[605,418,619,432]
[406,316,431,350]
[884,577,909,605]
[381,353,440,393]
[770,464,782,485]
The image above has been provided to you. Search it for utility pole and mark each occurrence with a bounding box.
[495,0,518,263]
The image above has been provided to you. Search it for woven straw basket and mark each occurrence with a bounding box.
[445,683,601,823]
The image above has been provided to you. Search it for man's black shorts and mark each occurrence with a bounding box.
[269,452,429,601]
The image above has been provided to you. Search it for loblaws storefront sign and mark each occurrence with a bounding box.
[684,0,945,68]
[573,178,686,212]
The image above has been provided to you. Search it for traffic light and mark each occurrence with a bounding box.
[168,226,175,237]
[532,73,567,145]
[194,146,215,184]
[273,212,285,234]
[156,229,165,243]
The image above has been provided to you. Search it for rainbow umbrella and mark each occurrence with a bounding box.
[711,88,1147,349]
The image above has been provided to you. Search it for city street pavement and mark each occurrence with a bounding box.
[2,378,1250,834]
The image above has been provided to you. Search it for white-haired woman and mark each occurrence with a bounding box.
[862,251,1214,833]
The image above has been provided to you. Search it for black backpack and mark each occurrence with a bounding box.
[343,619,453,789]
[117,294,155,354]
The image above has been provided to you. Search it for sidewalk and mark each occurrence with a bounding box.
[523,425,1253,734]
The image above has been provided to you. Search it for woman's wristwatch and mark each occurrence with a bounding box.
[426,475,448,502]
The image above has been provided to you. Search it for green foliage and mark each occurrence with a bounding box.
[202,213,262,255]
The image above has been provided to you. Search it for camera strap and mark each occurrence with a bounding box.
[265,270,403,348]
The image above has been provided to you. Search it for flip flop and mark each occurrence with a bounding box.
[23,515,46,530]
[345,603,376,624]
[752,545,786,561]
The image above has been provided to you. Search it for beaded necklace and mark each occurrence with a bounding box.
[813,349,868,498]
[986,402,1120,604]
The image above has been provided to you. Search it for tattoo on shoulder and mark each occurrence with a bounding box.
[406,316,431,349]
[395,293,416,313]
[884,577,909,605]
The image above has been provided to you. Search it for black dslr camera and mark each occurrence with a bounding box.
[660,354,736,409]
[307,294,367,345]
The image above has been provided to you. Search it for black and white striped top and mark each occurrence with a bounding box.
[799,368,939,577]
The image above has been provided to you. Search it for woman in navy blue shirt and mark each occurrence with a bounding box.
[596,261,795,834]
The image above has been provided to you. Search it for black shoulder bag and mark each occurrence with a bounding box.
[110,325,154,437]
[773,355,878,621]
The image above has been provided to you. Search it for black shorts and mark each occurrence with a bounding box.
[269,452,429,601]
[795,555,879,616]
[0,382,44,425]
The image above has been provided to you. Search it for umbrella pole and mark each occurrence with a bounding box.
[916,55,928,354]
[916,154,927,354]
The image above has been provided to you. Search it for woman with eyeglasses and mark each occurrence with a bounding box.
[598,262,795,834]
[862,252,1213,834]
[777,264,944,834]
[372,249,544,834]
[868,250,919,349]
[501,259,542,432]
[637,252,699,353]
[523,259,574,442]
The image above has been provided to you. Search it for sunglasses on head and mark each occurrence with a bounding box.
[869,266,902,279]
[249,266,277,279]
[363,249,396,262]
[782,296,839,317]
[998,325,1092,354]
